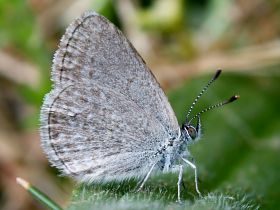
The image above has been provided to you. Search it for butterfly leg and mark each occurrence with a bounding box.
[136,162,157,192]
[177,164,183,203]
[181,157,202,197]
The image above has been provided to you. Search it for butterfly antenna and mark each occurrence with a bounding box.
[186,69,222,121]
[188,95,240,123]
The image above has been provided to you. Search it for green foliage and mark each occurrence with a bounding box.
[67,68,280,209]
[0,1,52,129]
[69,192,257,210]
[68,183,258,210]
[0,0,51,74]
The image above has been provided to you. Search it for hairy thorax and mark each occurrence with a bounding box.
[156,128,191,173]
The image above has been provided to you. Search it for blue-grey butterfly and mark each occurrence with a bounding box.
[40,11,238,202]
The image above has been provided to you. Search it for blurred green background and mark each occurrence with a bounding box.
[0,0,280,209]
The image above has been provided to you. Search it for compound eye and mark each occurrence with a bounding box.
[187,126,197,140]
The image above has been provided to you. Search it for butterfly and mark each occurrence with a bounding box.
[40,11,238,202]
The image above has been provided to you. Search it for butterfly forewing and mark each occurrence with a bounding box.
[52,11,178,131]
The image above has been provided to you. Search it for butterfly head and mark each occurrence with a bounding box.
[181,115,201,142]
[186,125,197,140]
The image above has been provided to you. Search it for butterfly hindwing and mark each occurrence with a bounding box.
[40,83,166,181]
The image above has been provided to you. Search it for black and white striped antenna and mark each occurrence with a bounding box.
[185,69,222,121]
[188,95,239,124]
